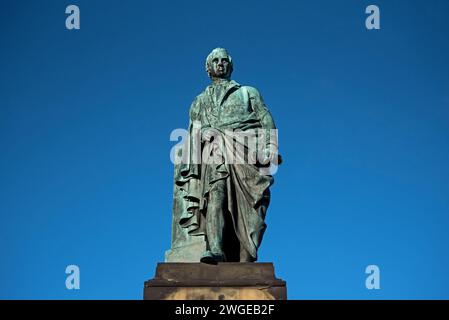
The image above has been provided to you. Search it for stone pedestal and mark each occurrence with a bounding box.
[144,262,287,300]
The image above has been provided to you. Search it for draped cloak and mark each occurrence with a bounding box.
[173,80,277,260]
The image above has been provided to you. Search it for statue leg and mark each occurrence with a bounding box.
[201,179,227,263]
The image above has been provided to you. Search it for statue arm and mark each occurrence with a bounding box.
[189,96,201,122]
[246,87,280,163]
[246,86,276,131]
[177,97,203,180]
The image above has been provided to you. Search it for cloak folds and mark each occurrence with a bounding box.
[174,124,274,260]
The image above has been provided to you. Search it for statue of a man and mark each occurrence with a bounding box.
[173,48,280,264]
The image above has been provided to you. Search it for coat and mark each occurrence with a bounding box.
[174,79,277,260]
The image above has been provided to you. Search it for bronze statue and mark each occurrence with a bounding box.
[167,48,281,264]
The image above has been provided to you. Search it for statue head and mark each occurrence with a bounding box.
[205,48,233,80]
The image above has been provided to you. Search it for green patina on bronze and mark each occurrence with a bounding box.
[166,48,281,264]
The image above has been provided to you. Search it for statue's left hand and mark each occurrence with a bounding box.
[264,149,283,165]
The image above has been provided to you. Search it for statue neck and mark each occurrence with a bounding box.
[211,78,231,85]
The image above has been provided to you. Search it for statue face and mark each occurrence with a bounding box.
[208,52,231,79]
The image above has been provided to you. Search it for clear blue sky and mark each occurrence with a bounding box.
[1,0,448,299]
